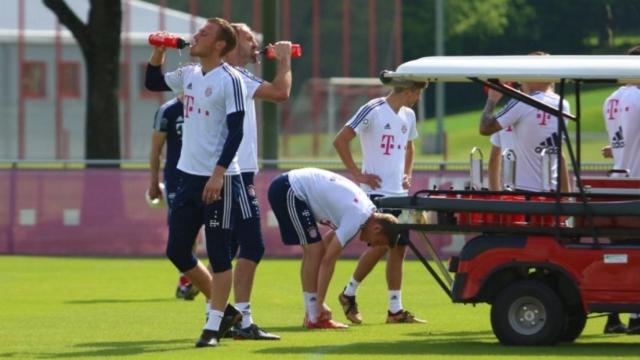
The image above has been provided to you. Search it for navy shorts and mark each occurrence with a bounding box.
[268,173,322,246]
[164,176,180,225]
[166,170,241,272]
[369,194,409,246]
[229,172,265,261]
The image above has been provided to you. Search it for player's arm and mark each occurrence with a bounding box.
[316,230,344,310]
[333,127,381,189]
[601,145,613,158]
[479,89,504,136]
[560,152,571,193]
[403,140,415,189]
[145,46,172,91]
[488,145,502,191]
[202,74,246,204]
[202,111,245,204]
[148,130,167,200]
[254,42,292,103]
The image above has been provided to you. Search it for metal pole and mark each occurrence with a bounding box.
[17,0,25,159]
[435,0,445,154]
[55,21,63,159]
[262,0,279,166]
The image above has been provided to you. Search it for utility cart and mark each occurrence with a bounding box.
[376,56,640,346]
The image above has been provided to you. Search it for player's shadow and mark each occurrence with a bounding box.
[255,338,640,357]
[31,339,192,358]
[65,298,174,305]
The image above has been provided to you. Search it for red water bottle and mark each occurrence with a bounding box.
[148,32,190,49]
[261,44,302,59]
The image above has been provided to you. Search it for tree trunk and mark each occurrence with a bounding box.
[43,0,122,161]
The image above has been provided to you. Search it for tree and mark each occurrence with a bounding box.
[43,0,122,161]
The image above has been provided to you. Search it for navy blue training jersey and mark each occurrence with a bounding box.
[153,98,184,187]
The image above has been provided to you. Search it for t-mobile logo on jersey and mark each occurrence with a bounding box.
[536,110,552,126]
[380,134,396,155]
[606,98,619,120]
[184,94,196,118]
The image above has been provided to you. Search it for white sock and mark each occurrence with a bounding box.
[205,309,223,331]
[343,276,360,297]
[631,313,639,319]
[304,292,319,322]
[236,302,253,328]
[389,290,403,313]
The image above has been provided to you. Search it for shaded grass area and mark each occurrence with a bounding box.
[0,256,638,359]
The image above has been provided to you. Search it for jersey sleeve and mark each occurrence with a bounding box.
[561,99,572,121]
[223,69,247,115]
[164,65,193,94]
[408,110,418,140]
[496,99,523,129]
[335,214,364,247]
[345,103,376,134]
[237,68,264,99]
[153,109,169,132]
[490,132,501,147]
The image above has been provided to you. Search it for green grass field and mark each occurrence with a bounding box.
[1,256,638,359]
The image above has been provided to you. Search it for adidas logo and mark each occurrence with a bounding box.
[534,132,561,154]
[391,295,398,300]
[187,83,193,90]
[611,126,625,149]
[384,123,391,130]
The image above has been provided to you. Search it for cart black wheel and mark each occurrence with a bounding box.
[559,305,587,343]
[490,280,565,346]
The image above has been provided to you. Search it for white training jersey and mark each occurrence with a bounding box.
[489,125,516,152]
[346,97,418,196]
[496,91,571,191]
[288,168,376,247]
[235,66,264,173]
[604,85,640,176]
[609,86,640,177]
[164,63,246,176]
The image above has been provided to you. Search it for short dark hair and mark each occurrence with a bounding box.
[628,45,640,55]
[208,17,237,56]
[374,213,401,247]
[393,81,428,93]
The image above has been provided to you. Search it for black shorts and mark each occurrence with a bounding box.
[369,194,409,246]
[267,173,322,246]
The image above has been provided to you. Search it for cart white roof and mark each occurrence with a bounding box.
[383,56,640,83]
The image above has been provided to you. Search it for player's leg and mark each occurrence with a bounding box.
[338,194,388,323]
[166,174,212,300]
[232,172,279,340]
[604,313,627,333]
[197,175,243,347]
[267,172,346,330]
[337,246,387,324]
[629,313,640,335]
[385,221,426,324]
[167,179,200,300]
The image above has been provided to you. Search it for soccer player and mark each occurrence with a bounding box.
[218,22,292,340]
[488,127,515,191]
[145,18,247,347]
[148,95,200,300]
[478,52,571,193]
[332,81,427,324]
[267,167,401,329]
[600,45,640,335]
